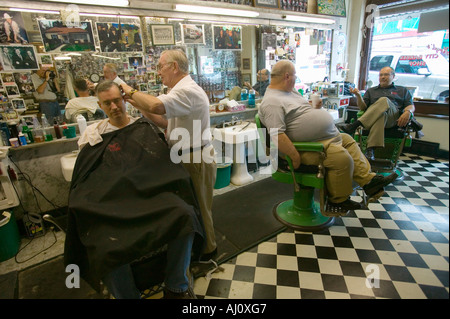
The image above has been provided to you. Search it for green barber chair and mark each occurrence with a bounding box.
[255,114,339,232]
[353,110,414,180]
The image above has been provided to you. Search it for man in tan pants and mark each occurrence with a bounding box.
[259,60,397,211]
[339,67,415,160]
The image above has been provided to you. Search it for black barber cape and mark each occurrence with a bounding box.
[64,118,204,291]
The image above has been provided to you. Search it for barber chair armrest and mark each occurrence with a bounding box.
[292,142,324,152]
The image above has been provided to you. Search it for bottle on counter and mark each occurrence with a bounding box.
[41,114,53,141]
[248,89,255,108]
[240,88,248,101]
[21,118,33,144]
[53,119,62,139]
[76,114,87,136]
[18,132,27,146]
[32,116,44,143]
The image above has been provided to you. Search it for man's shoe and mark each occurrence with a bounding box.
[365,148,375,161]
[328,198,362,210]
[200,248,218,262]
[363,172,398,197]
[163,287,197,299]
[337,123,357,136]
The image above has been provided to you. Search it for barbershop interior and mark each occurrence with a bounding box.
[0,0,448,300]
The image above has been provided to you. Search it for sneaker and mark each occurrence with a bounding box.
[337,123,357,136]
[363,172,398,197]
[163,287,197,299]
[328,198,362,210]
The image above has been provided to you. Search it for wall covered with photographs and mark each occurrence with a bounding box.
[0,4,336,118]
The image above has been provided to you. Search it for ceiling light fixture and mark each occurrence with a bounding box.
[9,8,59,14]
[175,4,259,18]
[80,13,138,19]
[284,15,335,24]
[44,0,129,7]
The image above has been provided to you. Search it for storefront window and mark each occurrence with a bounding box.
[368,12,449,101]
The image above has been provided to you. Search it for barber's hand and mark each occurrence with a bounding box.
[349,87,360,96]
[45,71,51,82]
[397,111,411,127]
[120,83,133,97]
[243,82,251,89]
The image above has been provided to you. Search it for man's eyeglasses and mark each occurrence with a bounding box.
[156,62,173,71]
[101,97,122,107]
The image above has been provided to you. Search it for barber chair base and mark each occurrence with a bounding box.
[273,188,334,232]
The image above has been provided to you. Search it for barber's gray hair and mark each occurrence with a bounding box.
[96,80,120,95]
[161,49,189,74]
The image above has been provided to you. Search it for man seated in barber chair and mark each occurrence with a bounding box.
[64,81,204,299]
[259,60,398,212]
[337,66,414,161]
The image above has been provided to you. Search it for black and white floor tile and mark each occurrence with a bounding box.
[193,153,449,299]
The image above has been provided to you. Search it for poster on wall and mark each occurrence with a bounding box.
[279,0,308,12]
[37,19,95,53]
[213,25,241,50]
[96,22,142,53]
[317,0,346,17]
[181,24,205,45]
[0,45,39,71]
[0,10,29,44]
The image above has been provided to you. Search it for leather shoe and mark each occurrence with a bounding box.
[337,123,357,136]
[328,198,362,210]
[200,248,218,262]
[363,172,398,197]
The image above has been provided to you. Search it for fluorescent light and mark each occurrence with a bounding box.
[175,4,259,18]
[284,15,335,24]
[44,0,129,6]
[54,56,72,60]
[9,8,59,14]
[80,13,138,19]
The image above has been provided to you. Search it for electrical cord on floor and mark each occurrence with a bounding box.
[14,227,58,264]
[7,155,62,211]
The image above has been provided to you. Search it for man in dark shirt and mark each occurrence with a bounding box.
[338,66,415,160]
[244,69,270,97]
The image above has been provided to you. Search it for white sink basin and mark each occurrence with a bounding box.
[212,122,258,144]
[60,152,78,182]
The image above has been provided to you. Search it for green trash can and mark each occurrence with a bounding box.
[0,210,21,262]
[214,157,233,189]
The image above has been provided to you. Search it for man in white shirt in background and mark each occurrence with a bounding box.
[65,78,105,123]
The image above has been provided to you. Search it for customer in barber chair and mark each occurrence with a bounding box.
[65,80,204,299]
[259,60,398,211]
[337,66,415,160]
[64,78,105,123]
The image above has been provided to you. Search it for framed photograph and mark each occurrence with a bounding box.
[213,25,242,50]
[37,19,95,53]
[261,33,277,50]
[0,10,29,44]
[96,22,142,53]
[279,0,308,12]
[242,58,251,70]
[128,56,143,69]
[317,0,346,17]
[38,54,53,68]
[150,24,175,46]
[139,83,148,92]
[11,98,26,111]
[181,24,205,45]
[255,0,278,8]
[13,72,35,95]
[0,45,39,71]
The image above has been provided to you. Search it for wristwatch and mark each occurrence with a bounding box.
[129,89,138,97]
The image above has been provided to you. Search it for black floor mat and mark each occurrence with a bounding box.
[212,177,292,264]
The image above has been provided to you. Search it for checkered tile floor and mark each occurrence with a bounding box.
[193,153,449,299]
